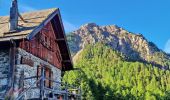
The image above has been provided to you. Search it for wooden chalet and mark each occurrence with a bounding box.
[0,0,78,99]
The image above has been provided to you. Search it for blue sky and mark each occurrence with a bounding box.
[0,0,170,53]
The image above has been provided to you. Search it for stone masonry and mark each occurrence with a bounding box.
[0,49,10,98]
[14,48,62,99]
[0,48,61,99]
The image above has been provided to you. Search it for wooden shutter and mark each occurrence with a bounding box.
[45,68,50,88]
[50,71,53,88]
[37,66,41,86]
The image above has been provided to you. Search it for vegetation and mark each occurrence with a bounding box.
[63,43,170,100]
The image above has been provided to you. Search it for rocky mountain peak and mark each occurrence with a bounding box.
[67,23,169,67]
[82,23,98,28]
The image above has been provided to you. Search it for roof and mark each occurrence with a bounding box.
[0,8,73,71]
[0,8,58,41]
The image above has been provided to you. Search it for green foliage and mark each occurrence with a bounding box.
[66,33,80,56]
[63,43,170,100]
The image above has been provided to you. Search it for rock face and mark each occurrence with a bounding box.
[67,23,170,67]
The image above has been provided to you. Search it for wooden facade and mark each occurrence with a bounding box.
[19,22,62,69]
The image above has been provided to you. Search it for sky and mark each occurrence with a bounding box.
[0,0,170,53]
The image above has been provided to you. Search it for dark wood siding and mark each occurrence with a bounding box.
[19,22,62,69]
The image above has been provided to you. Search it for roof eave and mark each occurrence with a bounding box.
[57,9,74,71]
[0,35,27,42]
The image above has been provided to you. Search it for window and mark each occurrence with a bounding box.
[24,41,30,51]
[45,67,53,88]
[36,66,53,88]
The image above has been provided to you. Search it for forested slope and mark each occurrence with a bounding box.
[63,43,170,100]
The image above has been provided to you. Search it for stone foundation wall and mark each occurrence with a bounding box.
[14,48,61,99]
[0,49,9,98]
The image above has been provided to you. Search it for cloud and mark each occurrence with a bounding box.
[63,20,78,33]
[164,39,170,53]
[19,4,37,13]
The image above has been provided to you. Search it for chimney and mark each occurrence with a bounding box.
[9,0,18,32]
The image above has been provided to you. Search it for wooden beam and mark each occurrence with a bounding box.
[56,38,65,41]
[40,66,45,99]
[62,60,71,63]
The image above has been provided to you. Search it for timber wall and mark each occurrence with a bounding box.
[19,22,62,69]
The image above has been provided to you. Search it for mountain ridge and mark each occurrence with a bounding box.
[67,23,170,68]
[64,23,170,99]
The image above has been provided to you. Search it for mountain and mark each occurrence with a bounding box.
[63,23,170,100]
[67,23,170,68]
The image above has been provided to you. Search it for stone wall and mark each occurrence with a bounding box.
[14,48,61,99]
[0,49,10,98]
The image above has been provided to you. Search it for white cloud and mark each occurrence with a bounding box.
[164,39,170,53]
[19,4,37,12]
[63,20,78,33]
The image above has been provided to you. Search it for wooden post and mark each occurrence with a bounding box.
[40,66,45,100]
[8,39,16,96]
[79,86,82,100]
[65,83,68,100]
[19,70,24,96]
